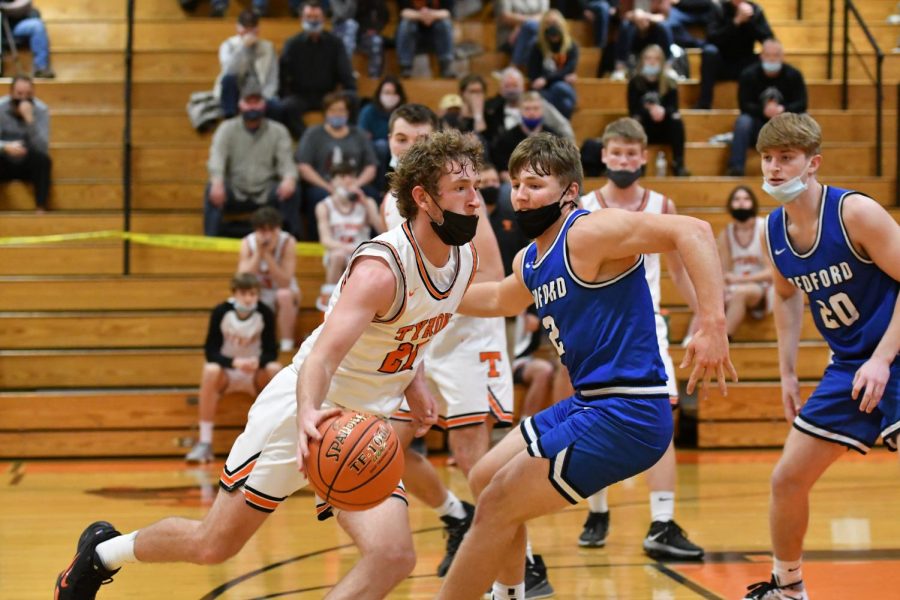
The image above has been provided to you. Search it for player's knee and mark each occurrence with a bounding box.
[202,363,222,379]
[365,539,416,580]
[473,479,518,526]
[770,461,808,498]
[195,535,245,564]
[275,288,294,308]
[467,458,495,497]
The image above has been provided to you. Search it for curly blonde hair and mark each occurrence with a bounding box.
[388,129,485,220]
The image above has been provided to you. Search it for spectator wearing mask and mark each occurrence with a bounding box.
[358,75,405,192]
[0,75,51,211]
[356,0,390,78]
[456,74,489,137]
[695,0,773,109]
[491,91,561,180]
[278,0,356,138]
[717,185,772,338]
[396,0,456,79]
[727,39,807,176]
[295,92,378,240]
[204,83,299,238]
[610,2,674,81]
[496,0,549,69]
[484,67,575,148]
[0,0,54,78]
[627,44,689,176]
[527,10,579,119]
[216,10,280,120]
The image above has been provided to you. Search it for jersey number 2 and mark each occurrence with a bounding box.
[378,342,423,374]
[815,292,860,329]
[542,316,565,357]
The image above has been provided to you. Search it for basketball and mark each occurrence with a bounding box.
[305,411,405,511]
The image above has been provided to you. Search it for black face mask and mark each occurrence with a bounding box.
[607,168,642,189]
[428,196,479,246]
[242,108,264,122]
[514,190,569,239]
[480,186,500,206]
[729,207,756,222]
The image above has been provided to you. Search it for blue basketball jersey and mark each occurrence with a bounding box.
[766,185,899,361]
[520,209,668,396]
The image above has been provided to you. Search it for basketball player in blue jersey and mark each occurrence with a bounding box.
[436,133,737,600]
[741,114,900,600]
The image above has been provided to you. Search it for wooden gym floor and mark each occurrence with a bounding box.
[2,449,898,599]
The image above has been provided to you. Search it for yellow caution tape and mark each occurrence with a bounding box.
[0,230,325,257]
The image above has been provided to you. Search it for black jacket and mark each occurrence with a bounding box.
[738,62,807,120]
[707,1,773,62]
[279,31,357,98]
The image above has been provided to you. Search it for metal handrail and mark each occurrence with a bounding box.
[827,0,885,176]
[123,0,134,274]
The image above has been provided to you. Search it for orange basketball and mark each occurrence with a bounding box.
[306,411,405,511]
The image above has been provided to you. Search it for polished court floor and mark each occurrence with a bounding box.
[3,449,898,599]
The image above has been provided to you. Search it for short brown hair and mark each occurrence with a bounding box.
[250,206,283,229]
[231,272,261,291]
[508,132,583,195]
[756,112,822,156]
[601,117,648,147]
[388,103,439,135]
[322,91,349,112]
[388,129,484,220]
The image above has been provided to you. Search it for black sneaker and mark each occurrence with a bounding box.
[578,510,609,547]
[743,576,808,599]
[524,554,554,599]
[436,500,475,577]
[55,521,122,599]
[642,520,704,560]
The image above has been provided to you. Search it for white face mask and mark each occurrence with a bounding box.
[380,93,400,110]
[389,154,398,169]
[762,160,812,203]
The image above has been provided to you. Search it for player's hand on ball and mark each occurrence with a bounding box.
[852,356,891,414]
[296,405,342,474]
[681,324,738,397]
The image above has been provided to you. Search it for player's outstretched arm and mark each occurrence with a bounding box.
[458,249,534,317]
[843,194,900,413]
[295,256,397,472]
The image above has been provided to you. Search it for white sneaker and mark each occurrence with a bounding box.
[185,442,214,464]
[610,69,627,81]
[743,576,808,600]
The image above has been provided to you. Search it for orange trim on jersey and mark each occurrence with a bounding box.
[352,240,408,324]
[444,414,488,428]
[464,241,479,291]
[391,486,408,502]
[390,411,413,421]
[243,488,280,511]
[401,221,459,300]
[487,391,513,422]
[220,460,256,487]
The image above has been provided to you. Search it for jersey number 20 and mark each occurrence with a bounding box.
[542,316,565,356]
[815,292,860,329]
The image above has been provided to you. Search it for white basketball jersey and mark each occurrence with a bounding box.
[382,190,403,230]
[292,221,478,416]
[726,216,766,277]
[246,230,292,291]
[221,303,265,359]
[580,188,667,312]
[323,196,371,247]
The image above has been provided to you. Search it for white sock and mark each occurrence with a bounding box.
[587,488,609,513]
[436,490,466,520]
[525,539,534,563]
[773,557,803,586]
[491,581,525,600]
[96,531,138,570]
[650,491,675,523]
[279,338,294,352]
[199,421,214,445]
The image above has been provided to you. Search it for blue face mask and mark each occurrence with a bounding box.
[242,108,264,122]
[761,61,782,74]
[326,116,348,129]
[522,116,543,131]
[641,64,661,78]
[303,20,324,33]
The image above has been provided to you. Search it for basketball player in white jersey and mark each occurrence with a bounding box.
[576,117,704,559]
[238,206,301,352]
[316,162,385,311]
[53,130,484,600]
[718,185,774,337]
[382,103,519,580]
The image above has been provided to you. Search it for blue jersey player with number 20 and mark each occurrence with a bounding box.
[435,133,737,600]
[741,114,900,600]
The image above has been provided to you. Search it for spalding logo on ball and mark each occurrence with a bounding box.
[306,411,405,511]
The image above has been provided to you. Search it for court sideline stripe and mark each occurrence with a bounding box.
[651,563,724,600]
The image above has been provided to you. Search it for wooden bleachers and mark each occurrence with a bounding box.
[1,0,898,456]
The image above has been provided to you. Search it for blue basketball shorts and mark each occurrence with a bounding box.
[795,359,900,454]
[520,394,673,504]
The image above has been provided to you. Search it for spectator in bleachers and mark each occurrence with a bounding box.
[456,74,489,137]
[662,0,714,49]
[496,0,549,69]
[279,0,357,138]
[484,67,575,148]
[694,0,773,109]
[185,272,280,464]
[314,162,385,311]
[717,185,772,338]
[0,0,54,78]
[437,93,465,131]
[582,0,614,61]
[358,75,404,192]
[610,1,673,81]
[628,44,689,176]
[356,0,390,78]
[726,39,807,176]
[238,207,302,352]
[396,0,455,79]
[492,91,561,179]
[216,10,280,120]
[330,0,359,61]
[204,83,300,238]
[0,75,50,212]
[295,92,378,240]
[527,10,579,119]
